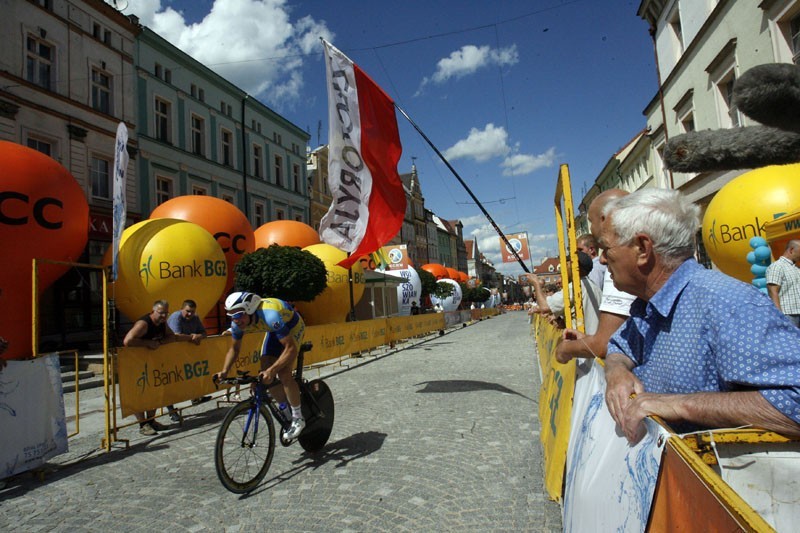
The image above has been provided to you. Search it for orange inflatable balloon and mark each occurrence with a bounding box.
[254,220,320,249]
[445,267,459,280]
[0,141,89,359]
[421,263,447,280]
[150,196,255,293]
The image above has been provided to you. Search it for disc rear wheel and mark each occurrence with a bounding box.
[214,400,275,493]
[298,379,334,453]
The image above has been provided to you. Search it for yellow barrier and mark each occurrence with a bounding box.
[117,313,449,419]
[534,315,575,502]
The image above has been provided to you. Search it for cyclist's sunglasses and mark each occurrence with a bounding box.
[228,311,245,320]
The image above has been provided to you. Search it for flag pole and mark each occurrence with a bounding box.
[393,103,530,273]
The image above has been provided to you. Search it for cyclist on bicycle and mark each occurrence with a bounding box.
[213,292,307,440]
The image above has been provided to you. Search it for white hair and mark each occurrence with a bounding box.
[602,188,700,268]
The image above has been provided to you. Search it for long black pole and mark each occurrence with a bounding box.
[394,103,530,273]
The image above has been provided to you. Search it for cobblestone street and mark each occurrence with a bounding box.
[0,312,561,532]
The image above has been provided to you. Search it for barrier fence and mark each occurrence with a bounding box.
[111,308,497,444]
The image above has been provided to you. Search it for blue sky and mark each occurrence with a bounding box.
[120,0,655,276]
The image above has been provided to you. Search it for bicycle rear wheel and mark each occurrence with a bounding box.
[214,400,275,493]
[298,379,334,453]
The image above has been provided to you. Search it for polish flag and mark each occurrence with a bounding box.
[320,40,406,270]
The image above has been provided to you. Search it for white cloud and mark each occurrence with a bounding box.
[417,44,518,94]
[443,123,510,162]
[128,0,333,109]
[501,147,557,176]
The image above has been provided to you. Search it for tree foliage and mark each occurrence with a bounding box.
[233,244,327,302]
[417,268,457,301]
[463,286,490,303]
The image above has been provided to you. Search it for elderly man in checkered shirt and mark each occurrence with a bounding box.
[766,239,800,327]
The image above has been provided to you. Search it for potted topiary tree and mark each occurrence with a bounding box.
[233,244,327,302]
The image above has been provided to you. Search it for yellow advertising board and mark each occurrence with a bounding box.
[118,313,448,418]
[117,335,258,418]
[535,315,576,502]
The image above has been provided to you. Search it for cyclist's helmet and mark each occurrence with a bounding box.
[225,291,261,316]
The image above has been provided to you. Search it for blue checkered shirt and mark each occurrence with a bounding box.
[608,259,800,427]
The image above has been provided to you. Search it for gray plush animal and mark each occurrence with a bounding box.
[664,63,800,172]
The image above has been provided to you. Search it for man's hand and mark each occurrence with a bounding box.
[213,370,228,384]
[189,333,203,345]
[259,366,277,385]
[555,329,584,363]
[605,357,644,432]
[616,393,685,443]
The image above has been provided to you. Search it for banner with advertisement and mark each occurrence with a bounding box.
[535,316,575,501]
[499,233,531,264]
[381,244,409,271]
[0,355,68,478]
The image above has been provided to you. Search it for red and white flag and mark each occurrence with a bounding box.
[319,40,406,269]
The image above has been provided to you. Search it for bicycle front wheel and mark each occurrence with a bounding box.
[214,400,275,494]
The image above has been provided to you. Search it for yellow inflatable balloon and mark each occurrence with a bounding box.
[702,163,800,282]
[105,219,227,320]
[295,244,365,325]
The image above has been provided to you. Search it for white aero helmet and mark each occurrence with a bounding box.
[225,291,262,316]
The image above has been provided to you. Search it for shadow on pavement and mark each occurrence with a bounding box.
[413,380,535,402]
[239,431,388,499]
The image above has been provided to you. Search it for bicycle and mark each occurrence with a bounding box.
[212,341,334,494]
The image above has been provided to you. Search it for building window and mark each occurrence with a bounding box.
[91,68,111,114]
[164,69,172,84]
[792,15,800,64]
[190,84,197,98]
[26,34,54,90]
[198,88,205,102]
[295,215,302,222]
[90,156,111,199]
[93,23,101,39]
[254,202,265,227]
[156,176,173,205]
[222,194,234,204]
[293,163,301,192]
[191,114,205,156]
[273,132,282,145]
[221,129,233,166]
[253,145,262,178]
[668,5,683,56]
[720,74,741,127]
[104,30,111,45]
[34,0,53,9]
[154,97,171,143]
[274,154,283,186]
[227,104,232,117]
[155,63,163,79]
[257,122,261,133]
[220,101,226,113]
[192,185,207,195]
[26,136,52,156]
[276,209,285,220]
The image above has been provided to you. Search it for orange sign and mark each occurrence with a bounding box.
[499,233,530,263]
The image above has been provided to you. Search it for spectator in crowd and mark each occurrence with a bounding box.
[0,336,7,372]
[601,188,800,443]
[766,239,800,326]
[123,300,197,436]
[527,251,602,335]
[167,299,210,414]
[410,301,420,315]
[577,233,607,293]
[555,189,636,363]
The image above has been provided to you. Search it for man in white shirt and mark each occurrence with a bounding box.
[555,189,636,363]
[766,240,800,326]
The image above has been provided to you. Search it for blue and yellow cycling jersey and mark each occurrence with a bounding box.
[230,298,305,357]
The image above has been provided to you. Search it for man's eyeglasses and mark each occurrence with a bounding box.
[228,311,245,320]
